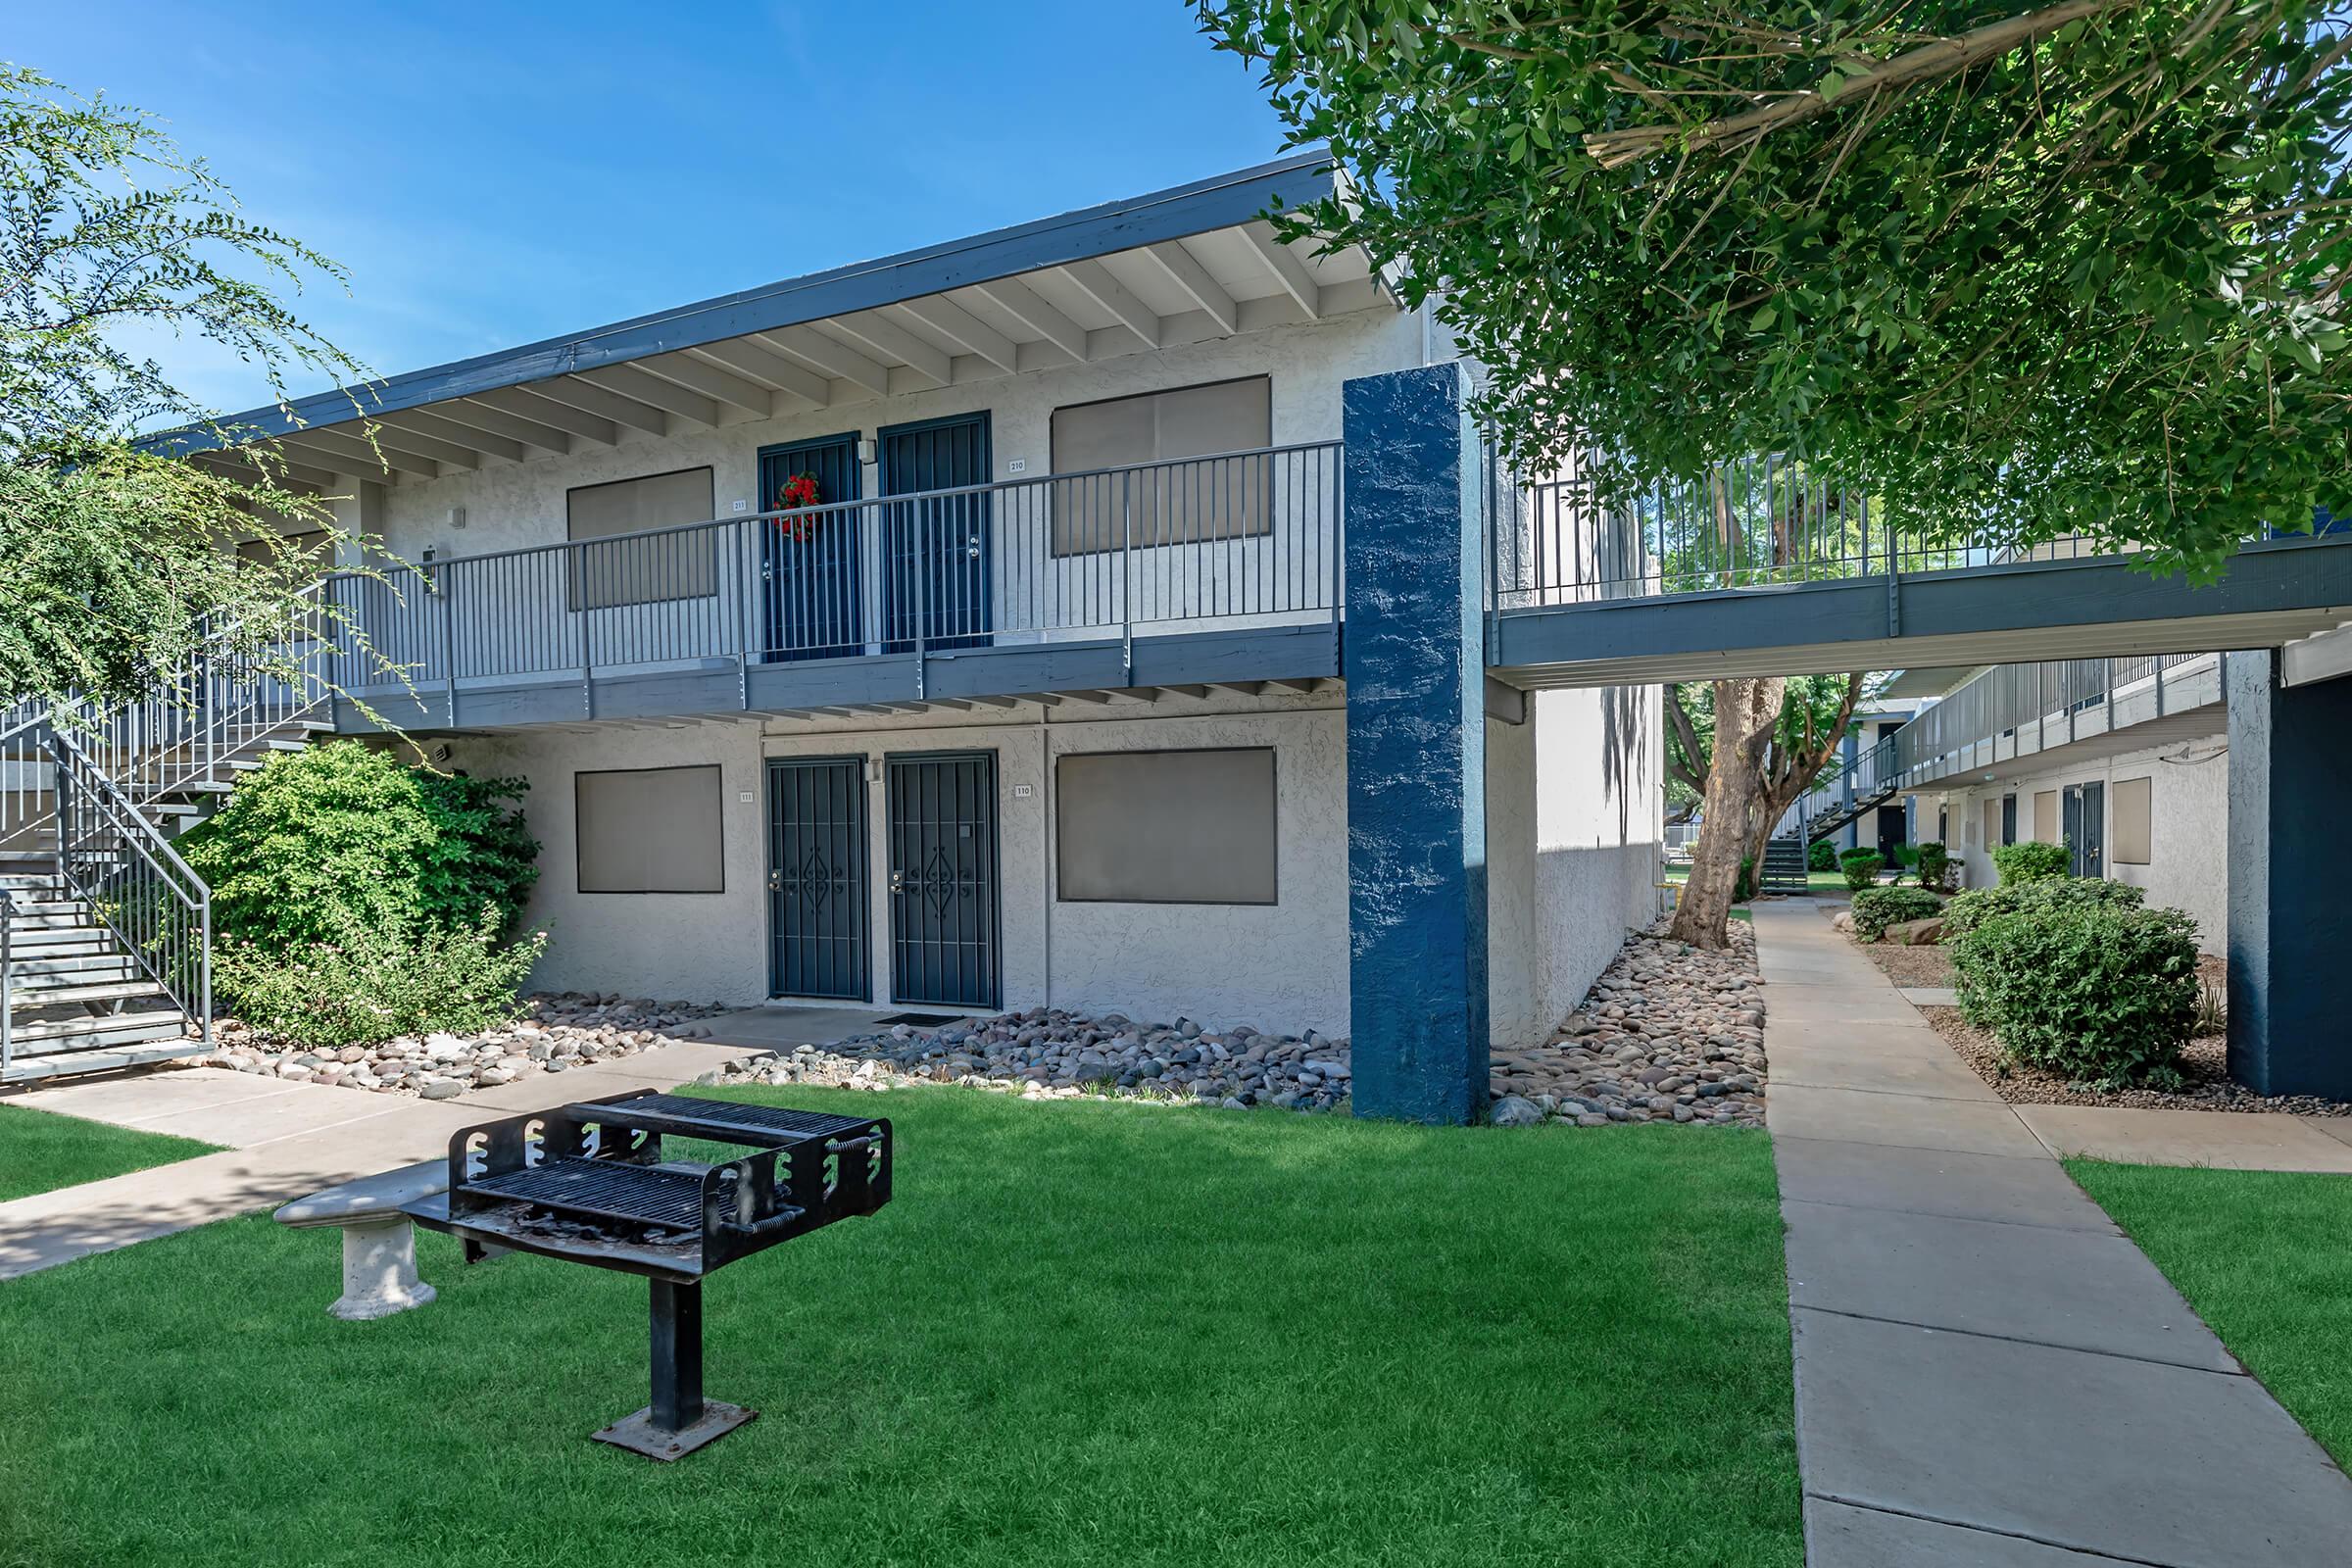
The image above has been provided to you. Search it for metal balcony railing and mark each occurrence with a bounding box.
[319,443,1342,698]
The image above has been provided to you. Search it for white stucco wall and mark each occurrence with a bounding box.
[1486,683,1667,1049]
[439,688,1351,1034]
[1921,730,2230,952]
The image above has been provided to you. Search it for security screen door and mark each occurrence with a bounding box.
[884,751,1001,1008]
[765,758,868,1001]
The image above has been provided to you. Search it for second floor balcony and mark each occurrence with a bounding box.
[320,443,1342,730]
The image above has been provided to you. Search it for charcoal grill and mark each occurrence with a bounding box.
[402,1089,891,1459]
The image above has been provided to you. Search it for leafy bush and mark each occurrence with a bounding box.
[1734,855,1755,903]
[1942,875,2146,942]
[184,741,537,956]
[1952,903,2200,1085]
[1838,849,1883,890]
[1915,841,1953,893]
[216,910,548,1049]
[1991,840,2071,884]
[1807,839,1838,872]
[1850,886,1943,942]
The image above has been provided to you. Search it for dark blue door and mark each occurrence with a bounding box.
[759,434,861,661]
[879,414,991,652]
[886,751,1000,1007]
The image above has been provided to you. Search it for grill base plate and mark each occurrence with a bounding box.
[593,1399,757,1461]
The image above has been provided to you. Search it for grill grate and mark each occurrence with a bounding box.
[618,1094,872,1139]
[468,1157,705,1231]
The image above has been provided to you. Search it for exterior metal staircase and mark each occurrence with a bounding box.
[1,601,332,1084]
[1757,834,1812,895]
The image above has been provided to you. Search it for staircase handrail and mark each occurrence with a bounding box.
[0,582,332,851]
[48,728,212,1049]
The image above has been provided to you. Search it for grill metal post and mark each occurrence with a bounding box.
[650,1278,704,1433]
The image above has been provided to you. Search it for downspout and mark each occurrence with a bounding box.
[1038,705,1053,1012]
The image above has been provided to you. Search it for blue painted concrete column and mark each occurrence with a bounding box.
[1342,363,1488,1124]
[2227,651,2352,1097]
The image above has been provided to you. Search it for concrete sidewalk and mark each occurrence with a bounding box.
[0,1040,761,1281]
[1755,901,2352,1566]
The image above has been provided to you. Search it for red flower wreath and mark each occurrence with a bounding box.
[774,472,821,541]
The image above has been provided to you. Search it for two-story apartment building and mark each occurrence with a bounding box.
[160,154,1661,1051]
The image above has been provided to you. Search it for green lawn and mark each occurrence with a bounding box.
[0,1103,219,1201]
[1663,864,1852,897]
[0,1086,1802,1568]
[2068,1160,2352,1466]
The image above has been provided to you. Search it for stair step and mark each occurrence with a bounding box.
[11,979,169,1008]
[4,931,117,957]
[2,1037,210,1083]
[10,956,139,985]
[7,1007,190,1046]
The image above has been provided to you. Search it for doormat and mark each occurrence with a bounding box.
[876,1011,962,1027]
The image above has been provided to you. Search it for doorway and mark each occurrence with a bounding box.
[2063,782,2105,878]
[765,758,869,1001]
[884,750,1001,1008]
[878,413,992,652]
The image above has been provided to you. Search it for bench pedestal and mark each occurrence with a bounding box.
[334,1216,437,1321]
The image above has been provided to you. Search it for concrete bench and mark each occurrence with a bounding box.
[273,1159,448,1321]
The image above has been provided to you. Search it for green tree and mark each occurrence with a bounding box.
[1666,672,1864,939]
[0,66,382,712]
[1197,2,2351,575]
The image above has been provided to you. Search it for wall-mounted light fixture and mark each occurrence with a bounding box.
[857,437,877,466]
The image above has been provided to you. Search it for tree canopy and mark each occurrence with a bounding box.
[1198,1,2351,575]
[0,66,370,711]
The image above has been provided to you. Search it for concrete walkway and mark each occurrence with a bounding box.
[1754,901,2352,1567]
[0,1040,762,1281]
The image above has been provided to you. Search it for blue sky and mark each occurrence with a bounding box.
[14,2,1292,416]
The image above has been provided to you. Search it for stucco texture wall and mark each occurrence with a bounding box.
[1486,684,1665,1049]
[440,690,1351,1034]
[1923,731,2230,952]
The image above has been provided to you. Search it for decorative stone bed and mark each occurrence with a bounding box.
[200,926,1768,1129]
[204,995,734,1099]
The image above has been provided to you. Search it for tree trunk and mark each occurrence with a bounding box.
[1670,675,1783,948]
[1744,674,1867,898]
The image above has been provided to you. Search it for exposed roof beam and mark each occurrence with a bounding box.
[1266,677,1321,694]
[437,397,571,457]
[1242,223,1322,318]
[465,387,615,447]
[379,410,523,465]
[363,424,480,471]
[1143,241,1239,334]
[570,365,719,427]
[529,374,669,437]
[1059,259,1159,348]
[892,298,1017,374]
[689,339,831,408]
[824,311,954,388]
[753,325,890,399]
[961,694,1022,709]
[638,353,777,417]
[970,278,1088,363]
[1209,681,1265,697]
[197,451,337,494]
[277,428,438,480]
[1164,684,1211,699]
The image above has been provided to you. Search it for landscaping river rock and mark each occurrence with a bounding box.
[202,994,734,1096]
[200,923,1766,1130]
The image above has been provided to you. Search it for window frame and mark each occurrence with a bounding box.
[1053,745,1280,906]
[564,465,718,612]
[1047,374,1274,559]
[573,762,727,895]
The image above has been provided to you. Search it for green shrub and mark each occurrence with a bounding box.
[1850,886,1943,942]
[1735,855,1755,904]
[1990,840,2071,884]
[1838,849,1883,890]
[1951,903,2200,1085]
[1807,839,1838,872]
[216,909,549,1049]
[1916,841,1953,893]
[1942,875,2146,941]
[183,741,537,956]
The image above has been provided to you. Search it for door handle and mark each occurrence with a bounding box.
[889,870,906,894]
[965,536,981,560]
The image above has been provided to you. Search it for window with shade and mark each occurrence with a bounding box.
[1049,376,1272,557]
[1055,748,1277,904]
[566,466,716,611]
[2113,776,2153,864]
[575,765,725,893]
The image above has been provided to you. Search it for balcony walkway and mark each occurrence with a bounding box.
[1492,534,2352,689]
[1754,902,2352,1567]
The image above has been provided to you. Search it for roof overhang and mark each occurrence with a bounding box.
[152,152,1388,489]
